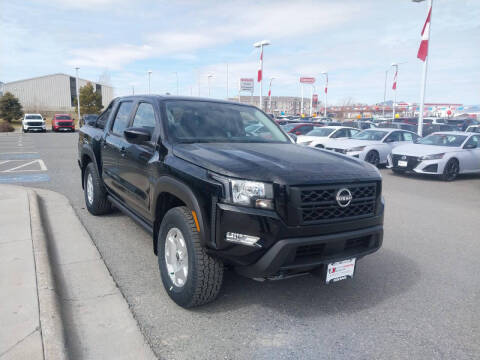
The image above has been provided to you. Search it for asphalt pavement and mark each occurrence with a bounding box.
[2,131,479,360]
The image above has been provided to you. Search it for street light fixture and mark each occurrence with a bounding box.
[207,73,214,97]
[253,40,271,111]
[147,70,152,94]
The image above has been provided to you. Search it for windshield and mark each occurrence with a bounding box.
[352,130,387,141]
[467,126,480,133]
[305,128,334,137]
[418,134,467,147]
[165,100,289,144]
[56,115,71,120]
[26,115,42,119]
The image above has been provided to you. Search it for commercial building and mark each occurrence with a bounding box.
[230,95,322,115]
[1,73,113,114]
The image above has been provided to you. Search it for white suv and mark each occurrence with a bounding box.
[23,114,46,133]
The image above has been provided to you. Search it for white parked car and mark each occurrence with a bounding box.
[296,126,360,148]
[22,114,46,133]
[324,128,420,166]
[465,125,480,133]
[388,132,480,181]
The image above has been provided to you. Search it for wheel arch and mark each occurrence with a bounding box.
[79,145,99,189]
[152,177,208,255]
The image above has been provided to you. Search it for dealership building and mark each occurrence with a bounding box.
[1,73,113,114]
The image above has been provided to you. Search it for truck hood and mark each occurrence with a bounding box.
[173,143,380,185]
[392,143,460,156]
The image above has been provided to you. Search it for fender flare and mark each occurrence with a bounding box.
[79,145,101,188]
[152,176,210,251]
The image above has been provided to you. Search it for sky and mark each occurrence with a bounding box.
[1,0,479,105]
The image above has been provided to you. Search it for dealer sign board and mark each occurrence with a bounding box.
[300,77,316,84]
[239,78,254,92]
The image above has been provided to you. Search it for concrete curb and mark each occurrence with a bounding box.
[28,190,69,360]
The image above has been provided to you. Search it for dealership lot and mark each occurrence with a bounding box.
[3,132,479,359]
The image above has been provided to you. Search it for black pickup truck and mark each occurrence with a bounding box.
[78,96,384,308]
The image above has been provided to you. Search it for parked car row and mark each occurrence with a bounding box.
[288,124,480,181]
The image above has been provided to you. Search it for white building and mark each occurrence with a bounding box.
[2,73,113,113]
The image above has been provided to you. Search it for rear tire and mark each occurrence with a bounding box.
[83,162,112,215]
[158,206,224,308]
[441,158,459,181]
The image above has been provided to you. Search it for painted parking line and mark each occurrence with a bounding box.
[0,153,40,160]
[0,159,47,172]
[0,173,50,183]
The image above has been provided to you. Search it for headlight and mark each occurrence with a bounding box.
[347,146,366,152]
[211,174,274,209]
[299,141,312,146]
[419,153,444,160]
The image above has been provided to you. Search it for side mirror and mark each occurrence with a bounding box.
[384,138,395,143]
[464,143,477,149]
[289,133,297,143]
[124,127,152,144]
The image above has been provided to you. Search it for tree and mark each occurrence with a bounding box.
[0,92,23,122]
[74,82,103,114]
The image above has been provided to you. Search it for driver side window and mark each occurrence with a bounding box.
[465,135,479,148]
[385,131,402,142]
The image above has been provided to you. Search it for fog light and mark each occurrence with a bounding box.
[255,199,274,209]
[225,232,261,247]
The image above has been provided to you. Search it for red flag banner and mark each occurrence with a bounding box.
[417,7,432,62]
[257,49,263,82]
[392,70,398,90]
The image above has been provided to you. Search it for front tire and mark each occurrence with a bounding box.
[441,158,459,181]
[158,206,224,308]
[365,150,380,167]
[83,162,112,215]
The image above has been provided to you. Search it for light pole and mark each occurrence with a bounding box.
[383,68,389,117]
[147,70,152,94]
[253,40,271,111]
[413,0,433,136]
[75,67,81,122]
[173,72,179,95]
[268,77,276,113]
[207,74,214,97]
[321,71,328,117]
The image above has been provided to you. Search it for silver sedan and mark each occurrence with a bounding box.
[387,132,480,181]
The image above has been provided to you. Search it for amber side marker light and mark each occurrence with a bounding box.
[191,211,200,232]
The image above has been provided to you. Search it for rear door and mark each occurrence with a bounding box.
[102,100,135,198]
[120,101,159,220]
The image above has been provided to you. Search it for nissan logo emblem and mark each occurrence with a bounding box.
[401,155,407,160]
[336,188,352,208]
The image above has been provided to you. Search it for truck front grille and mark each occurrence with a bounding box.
[27,121,43,126]
[292,183,377,224]
[58,121,73,126]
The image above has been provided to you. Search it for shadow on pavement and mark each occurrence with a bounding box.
[198,248,419,318]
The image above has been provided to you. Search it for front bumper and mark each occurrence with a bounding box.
[24,124,46,131]
[210,198,384,278]
[387,154,443,174]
